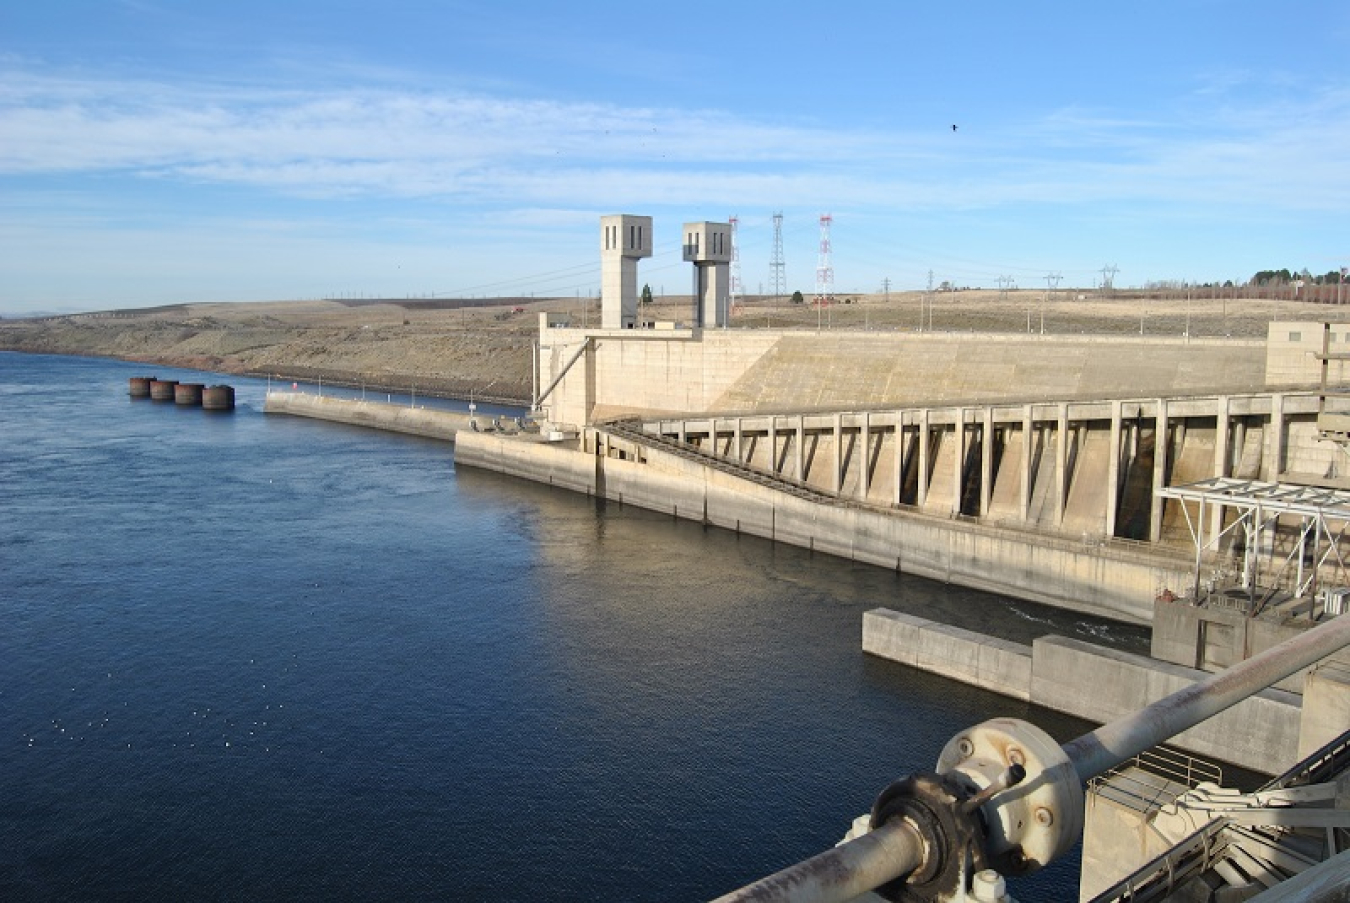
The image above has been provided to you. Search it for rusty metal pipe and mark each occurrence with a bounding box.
[707,819,926,903]
[1062,612,1350,783]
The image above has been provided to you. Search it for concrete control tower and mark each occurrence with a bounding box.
[683,221,732,328]
[600,214,652,329]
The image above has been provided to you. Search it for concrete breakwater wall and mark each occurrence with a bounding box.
[862,608,1350,775]
[454,430,1193,623]
[264,391,475,441]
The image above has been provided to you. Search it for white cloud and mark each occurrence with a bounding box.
[5,63,1348,215]
[3,61,1350,310]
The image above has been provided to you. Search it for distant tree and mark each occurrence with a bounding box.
[641,283,653,304]
[791,290,804,304]
[1322,271,1343,285]
[1252,269,1294,285]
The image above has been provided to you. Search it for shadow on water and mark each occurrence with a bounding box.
[452,464,1152,653]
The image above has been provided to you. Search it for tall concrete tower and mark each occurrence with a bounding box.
[600,214,652,329]
[683,221,732,328]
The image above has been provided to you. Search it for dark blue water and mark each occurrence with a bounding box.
[0,352,1147,901]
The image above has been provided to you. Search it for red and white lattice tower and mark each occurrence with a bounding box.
[729,215,743,309]
[814,213,835,304]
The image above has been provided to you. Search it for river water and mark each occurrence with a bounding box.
[0,351,1148,901]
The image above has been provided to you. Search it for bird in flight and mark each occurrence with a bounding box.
[951,124,958,132]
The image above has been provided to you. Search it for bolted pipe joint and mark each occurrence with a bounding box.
[936,718,1083,877]
[868,773,986,901]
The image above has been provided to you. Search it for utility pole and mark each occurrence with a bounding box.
[881,277,891,302]
[1041,272,1060,335]
[926,269,935,331]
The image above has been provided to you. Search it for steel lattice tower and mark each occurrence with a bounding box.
[769,212,786,302]
[729,215,743,308]
[814,214,834,304]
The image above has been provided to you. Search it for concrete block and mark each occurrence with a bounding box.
[1031,636,1301,774]
[977,637,1034,701]
[861,609,931,667]
[265,392,472,441]
[914,622,984,684]
[1150,598,1200,667]
[863,610,1032,699]
[1299,662,1350,760]
[1079,766,1198,903]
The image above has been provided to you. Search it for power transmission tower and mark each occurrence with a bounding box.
[881,277,891,302]
[814,214,834,305]
[1099,264,1119,297]
[769,212,786,303]
[729,215,743,307]
[997,275,1015,301]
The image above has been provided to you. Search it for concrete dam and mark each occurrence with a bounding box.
[263,218,1350,897]
[453,309,1349,622]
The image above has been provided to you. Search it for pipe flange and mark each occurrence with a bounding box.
[869,772,986,902]
[936,717,1084,875]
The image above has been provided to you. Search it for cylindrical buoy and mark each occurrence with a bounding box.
[149,379,179,401]
[174,383,205,405]
[129,376,156,398]
[202,385,235,411]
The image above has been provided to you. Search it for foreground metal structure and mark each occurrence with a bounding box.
[709,613,1350,903]
[1159,476,1350,604]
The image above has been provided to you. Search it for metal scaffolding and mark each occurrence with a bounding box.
[1159,477,1350,610]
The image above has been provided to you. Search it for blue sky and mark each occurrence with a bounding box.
[2,1,1348,313]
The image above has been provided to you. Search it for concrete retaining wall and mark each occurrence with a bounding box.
[862,609,1306,774]
[456,431,1192,623]
[862,610,1032,700]
[264,392,475,441]
[1300,663,1350,759]
[1029,635,1302,772]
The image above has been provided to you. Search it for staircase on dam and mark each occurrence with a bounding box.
[600,417,843,506]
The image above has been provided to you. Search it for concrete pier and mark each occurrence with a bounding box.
[861,608,1350,775]
[264,392,478,442]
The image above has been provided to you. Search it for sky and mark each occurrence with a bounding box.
[2,1,1348,314]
